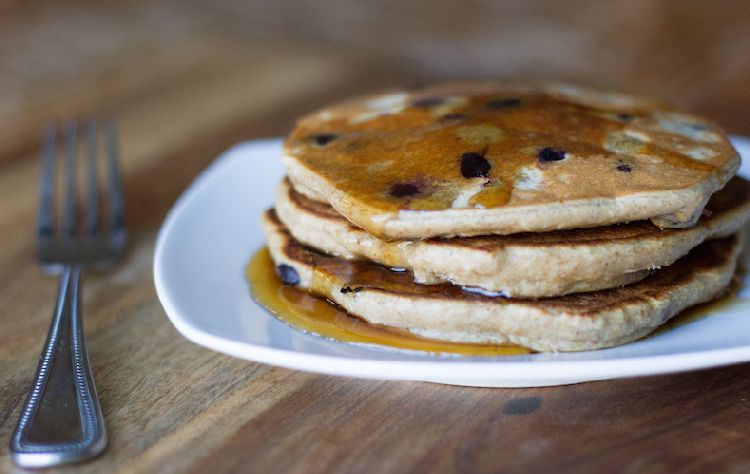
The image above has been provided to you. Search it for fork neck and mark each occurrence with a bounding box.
[63,265,84,281]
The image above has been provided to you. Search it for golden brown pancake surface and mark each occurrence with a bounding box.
[284,82,740,239]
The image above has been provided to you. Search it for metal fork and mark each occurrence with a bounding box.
[10,119,127,468]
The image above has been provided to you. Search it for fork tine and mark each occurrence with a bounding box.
[62,120,78,236]
[106,120,125,231]
[85,119,98,234]
[39,124,57,238]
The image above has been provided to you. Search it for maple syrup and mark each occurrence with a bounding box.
[247,247,532,356]
[658,237,750,331]
[285,84,732,239]
[651,278,748,336]
[247,247,747,355]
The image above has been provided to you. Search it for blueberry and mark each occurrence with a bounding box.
[389,183,420,197]
[276,264,300,285]
[460,152,491,178]
[616,113,635,122]
[486,98,521,110]
[311,133,338,146]
[538,147,566,162]
[616,163,632,172]
[411,96,445,108]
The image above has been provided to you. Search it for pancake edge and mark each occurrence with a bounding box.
[260,209,742,352]
[284,152,740,240]
[275,177,750,297]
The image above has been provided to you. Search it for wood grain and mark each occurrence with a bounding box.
[2,1,750,473]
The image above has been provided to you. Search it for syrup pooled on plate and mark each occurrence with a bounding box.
[651,271,749,336]
[248,247,747,355]
[246,248,532,356]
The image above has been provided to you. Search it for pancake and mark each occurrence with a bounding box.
[283,81,740,240]
[260,210,742,352]
[275,176,750,297]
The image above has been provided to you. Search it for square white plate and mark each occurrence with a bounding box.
[154,136,750,387]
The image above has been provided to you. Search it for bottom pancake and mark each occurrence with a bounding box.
[260,210,742,352]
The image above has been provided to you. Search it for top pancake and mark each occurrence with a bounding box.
[283,82,740,240]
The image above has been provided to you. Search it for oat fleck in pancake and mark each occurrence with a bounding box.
[274,176,750,297]
[283,82,740,240]
[261,210,743,352]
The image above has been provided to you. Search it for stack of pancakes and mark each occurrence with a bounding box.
[260,82,750,352]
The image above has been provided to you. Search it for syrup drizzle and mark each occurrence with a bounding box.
[247,248,531,356]
[247,247,745,356]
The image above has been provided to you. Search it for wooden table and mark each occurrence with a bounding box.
[2,1,750,472]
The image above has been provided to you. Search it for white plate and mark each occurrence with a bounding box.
[154,136,750,387]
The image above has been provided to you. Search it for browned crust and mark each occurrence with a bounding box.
[260,209,742,351]
[287,176,750,249]
[265,209,739,313]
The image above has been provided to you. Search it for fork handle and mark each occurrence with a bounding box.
[10,266,107,468]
